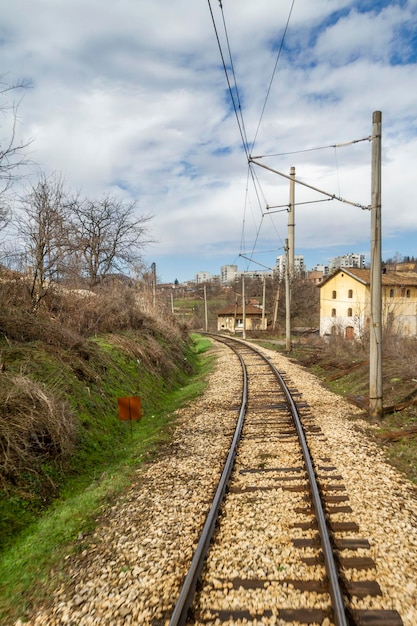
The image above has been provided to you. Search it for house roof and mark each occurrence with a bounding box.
[319,267,417,288]
[217,304,265,316]
[381,271,417,286]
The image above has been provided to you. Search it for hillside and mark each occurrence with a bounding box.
[0,281,207,552]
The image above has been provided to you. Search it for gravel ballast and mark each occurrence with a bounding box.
[18,340,417,626]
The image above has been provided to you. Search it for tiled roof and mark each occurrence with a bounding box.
[320,267,417,287]
[217,304,265,315]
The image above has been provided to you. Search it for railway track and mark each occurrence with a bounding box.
[170,336,404,626]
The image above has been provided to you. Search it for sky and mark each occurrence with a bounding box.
[1,0,417,283]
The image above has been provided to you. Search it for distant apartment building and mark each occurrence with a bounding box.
[195,271,211,284]
[328,253,365,273]
[311,264,329,275]
[238,269,274,281]
[276,254,305,280]
[221,265,238,284]
[307,264,329,285]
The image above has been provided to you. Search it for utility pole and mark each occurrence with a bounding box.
[203,284,208,332]
[262,275,266,330]
[369,111,383,419]
[288,166,295,281]
[285,239,291,352]
[286,167,295,353]
[151,262,156,308]
[273,283,280,331]
[242,274,246,339]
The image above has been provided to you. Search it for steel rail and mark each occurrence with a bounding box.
[253,345,349,626]
[169,335,349,626]
[169,346,248,626]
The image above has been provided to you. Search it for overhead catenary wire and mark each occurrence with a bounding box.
[251,0,296,154]
[208,0,303,272]
[218,2,250,154]
[207,0,250,158]
[238,253,277,272]
[251,135,373,159]
[249,156,370,210]
[248,162,269,216]
[208,1,370,275]
[264,197,333,215]
[241,163,286,269]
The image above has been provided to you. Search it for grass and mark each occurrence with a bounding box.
[0,332,214,624]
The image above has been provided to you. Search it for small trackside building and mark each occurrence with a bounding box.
[217,304,267,332]
[319,267,417,339]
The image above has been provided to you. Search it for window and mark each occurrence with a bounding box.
[332,290,337,299]
[347,308,352,317]
[348,289,353,298]
[331,308,336,317]
[406,289,411,298]
[389,288,394,298]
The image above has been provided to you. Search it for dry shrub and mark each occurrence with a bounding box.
[104,311,190,381]
[0,373,76,479]
[382,333,417,380]
[0,276,32,310]
[309,332,367,364]
[46,284,145,335]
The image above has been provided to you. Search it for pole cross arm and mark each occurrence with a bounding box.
[248,157,370,210]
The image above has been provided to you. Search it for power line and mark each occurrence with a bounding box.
[251,0,296,153]
[218,2,250,153]
[251,135,373,158]
[207,0,249,157]
[238,254,277,272]
[249,157,370,210]
[264,198,333,215]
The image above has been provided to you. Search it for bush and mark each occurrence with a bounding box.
[0,374,75,479]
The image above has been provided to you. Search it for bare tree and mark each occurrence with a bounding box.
[70,195,152,288]
[0,76,32,230]
[17,173,72,310]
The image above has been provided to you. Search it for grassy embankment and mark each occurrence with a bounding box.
[0,324,213,624]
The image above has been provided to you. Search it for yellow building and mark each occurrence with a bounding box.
[319,268,417,339]
[217,304,267,332]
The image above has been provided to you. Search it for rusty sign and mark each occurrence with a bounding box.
[117,396,142,421]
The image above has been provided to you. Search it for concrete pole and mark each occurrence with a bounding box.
[204,284,208,332]
[285,168,295,353]
[369,111,383,419]
[242,274,246,339]
[262,275,266,330]
[285,239,291,352]
[273,283,280,331]
[288,166,295,281]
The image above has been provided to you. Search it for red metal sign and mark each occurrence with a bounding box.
[117,396,142,421]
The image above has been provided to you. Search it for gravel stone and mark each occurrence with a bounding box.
[20,341,417,626]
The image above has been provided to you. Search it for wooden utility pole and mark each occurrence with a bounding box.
[273,283,280,331]
[151,262,156,308]
[369,111,383,419]
[203,284,208,332]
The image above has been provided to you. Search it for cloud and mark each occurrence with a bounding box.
[1,0,417,281]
